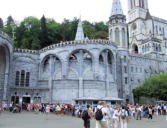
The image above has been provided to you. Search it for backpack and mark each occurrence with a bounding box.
[95,108,103,120]
[82,110,90,120]
[120,110,126,120]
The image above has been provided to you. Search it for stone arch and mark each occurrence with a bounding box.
[115,28,120,45]
[68,49,94,62]
[99,49,115,80]
[40,54,62,79]
[68,49,93,78]
[132,44,138,53]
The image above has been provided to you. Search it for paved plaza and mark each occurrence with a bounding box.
[0,112,166,128]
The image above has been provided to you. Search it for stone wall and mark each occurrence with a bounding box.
[0,73,5,101]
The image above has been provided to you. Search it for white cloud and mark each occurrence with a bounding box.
[0,0,167,23]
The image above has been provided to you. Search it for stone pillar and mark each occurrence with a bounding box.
[48,56,54,103]
[79,77,84,98]
[78,50,84,98]
[79,50,84,77]
[3,73,9,101]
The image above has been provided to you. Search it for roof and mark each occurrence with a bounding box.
[111,0,123,16]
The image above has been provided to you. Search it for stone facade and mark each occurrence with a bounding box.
[0,0,167,104]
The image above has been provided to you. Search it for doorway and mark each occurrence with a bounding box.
[11,96,19,104]
[22,97,30,110]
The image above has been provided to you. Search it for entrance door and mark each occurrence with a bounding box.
[11,96,19,104]
[22,97,30,110]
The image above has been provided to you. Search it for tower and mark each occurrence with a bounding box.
[127,0,154,54]
[109,0,128,49]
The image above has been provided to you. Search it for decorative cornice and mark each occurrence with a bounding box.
[14,48,39,54]
[39,39,117,53]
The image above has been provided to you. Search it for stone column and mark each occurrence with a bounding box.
[48,56,54,103]
[93,55,99,79]
[3,73,9,101]
[79,77,84,98]
[78,50,84,98]
[62,60,68,79]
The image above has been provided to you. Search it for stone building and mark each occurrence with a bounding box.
[0,0,167,105]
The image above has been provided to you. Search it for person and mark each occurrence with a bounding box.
[113,106,120,128]
[136,105,142,120]
[95,101,108,128]
[45,105,50,120]
[119,105,129,128]
[106,104,112,128]
[82,104,93,128]
[148,106,153,119]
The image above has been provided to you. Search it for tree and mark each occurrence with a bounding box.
[7,16,14,25]
[0,18,4,30]
[133,74,167,102]
[46,18,62,44]
[40,15,51,48]
[15,16,41,49]
[4,16,16,39]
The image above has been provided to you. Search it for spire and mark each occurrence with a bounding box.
[75,17,85,41]
[111,0,123,16]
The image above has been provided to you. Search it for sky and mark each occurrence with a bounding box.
[0,0,167,23]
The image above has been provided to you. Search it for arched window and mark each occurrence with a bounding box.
[0,46,6,73]
[25,72,30,87]
[142,46,145,53]
[122,28,126,47]
[110,29,112,40]
[132,44,138,53]
[20,70,25,87]
[163,28,165,36]
[108,52,112,65]
[155,26,158,34]
[99,55,104,63]
[15,71,20,86]
[115,28,120,45]
[43,58,49,72]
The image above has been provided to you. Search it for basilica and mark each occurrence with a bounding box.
[0,0,167,105]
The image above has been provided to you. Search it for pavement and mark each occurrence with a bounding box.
[0,112,166,128]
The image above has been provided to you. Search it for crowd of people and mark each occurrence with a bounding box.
[0,101,167,128]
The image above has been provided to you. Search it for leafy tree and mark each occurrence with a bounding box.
[133,74,167,102]
[46,18,62,44]
[40,15,51,48]
[15,16,41,49]
[0,18,4,30]
[7,16,14,25]
[94,31,108,39]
